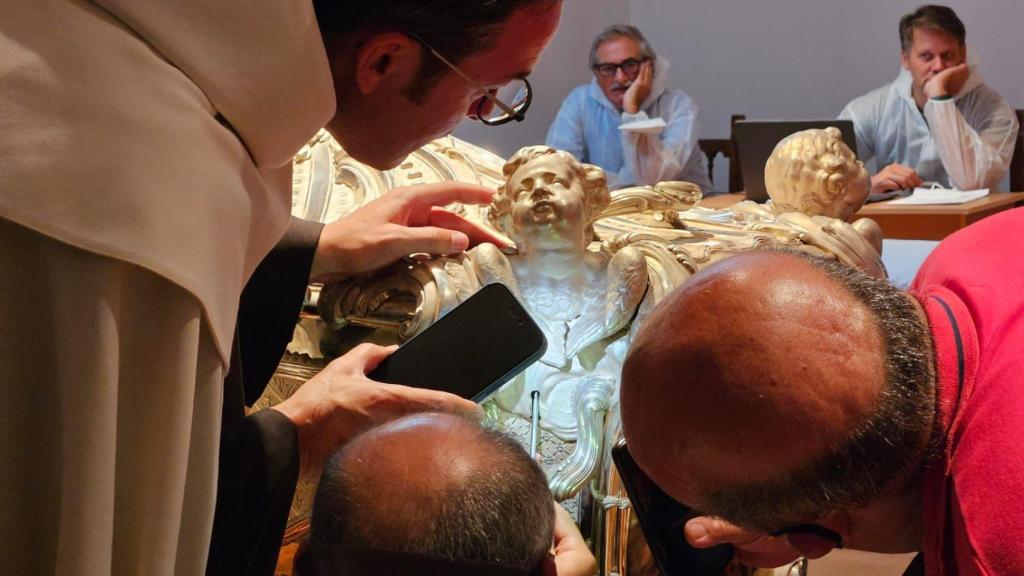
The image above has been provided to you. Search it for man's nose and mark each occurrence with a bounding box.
[613,66,629,84]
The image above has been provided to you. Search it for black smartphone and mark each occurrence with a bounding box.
[368,282,547,402]
[611,440,735,576]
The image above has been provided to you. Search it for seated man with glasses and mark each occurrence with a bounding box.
[546,25,711,191]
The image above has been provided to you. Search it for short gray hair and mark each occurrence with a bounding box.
[589,24,657,69]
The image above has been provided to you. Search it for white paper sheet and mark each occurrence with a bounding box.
[618,117,666,134]
[885,185,989,205]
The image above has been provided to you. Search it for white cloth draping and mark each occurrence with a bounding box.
[0,219,223,574]
[0,0,335,572]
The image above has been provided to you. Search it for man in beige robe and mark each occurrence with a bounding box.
[0,1,569,574]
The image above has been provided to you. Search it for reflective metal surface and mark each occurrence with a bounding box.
[258,129,885,575]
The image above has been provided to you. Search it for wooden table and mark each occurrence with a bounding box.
[854,192,1024,240]
[696,192,1024,241]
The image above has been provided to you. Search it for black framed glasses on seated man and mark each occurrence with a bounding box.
[592,58,647,78]
[407,33,533,126]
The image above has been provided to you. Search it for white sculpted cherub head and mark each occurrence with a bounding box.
[764,127,870,222]
[489,146,610,251]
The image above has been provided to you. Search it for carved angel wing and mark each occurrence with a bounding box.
[564,247,648,358]
[602,246,649,337]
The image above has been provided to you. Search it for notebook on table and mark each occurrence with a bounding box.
[885,185,989,205]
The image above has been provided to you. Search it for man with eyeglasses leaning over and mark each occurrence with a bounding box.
[1,1,597,575]
[546,25,712,191]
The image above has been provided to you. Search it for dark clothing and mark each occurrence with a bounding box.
[207,217,324,576]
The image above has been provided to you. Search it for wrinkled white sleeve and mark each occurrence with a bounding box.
[545,92,587,164]
[619,94,701,186]
[924,97,1019,190]
[838,103,877,164]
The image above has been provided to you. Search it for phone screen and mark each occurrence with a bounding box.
[368,283,547,402]
[611,440,735,576]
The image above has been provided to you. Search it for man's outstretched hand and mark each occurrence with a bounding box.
[310,183,509,283]
[272,343,482,479]
[871,163,923,194]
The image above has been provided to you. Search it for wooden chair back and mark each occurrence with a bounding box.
[698,114,746,193]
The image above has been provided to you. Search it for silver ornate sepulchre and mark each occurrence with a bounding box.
[259,126,884,576]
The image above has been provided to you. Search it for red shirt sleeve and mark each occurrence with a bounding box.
[911,208,1024,575]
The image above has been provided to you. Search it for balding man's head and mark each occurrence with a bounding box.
[306,413,554,571]
[620,249,934,533]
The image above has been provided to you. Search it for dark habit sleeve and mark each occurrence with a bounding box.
[207,216,324,576]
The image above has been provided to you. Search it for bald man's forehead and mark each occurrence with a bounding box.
[638,252,851,329]
[621,250,889,496]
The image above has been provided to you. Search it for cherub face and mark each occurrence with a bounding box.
[834,161,871,221]
[506,156,588,249]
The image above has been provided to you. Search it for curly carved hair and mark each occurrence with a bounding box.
[489,146,610,241]
[765,127,864,217]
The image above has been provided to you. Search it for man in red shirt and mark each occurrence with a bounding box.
[619,208,1024,574]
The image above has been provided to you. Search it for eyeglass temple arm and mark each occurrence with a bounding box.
[423,45,519,118]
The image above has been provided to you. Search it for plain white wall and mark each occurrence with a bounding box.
[458,1,1023,189]
[453,0,629,158]
[630,0,1024,187]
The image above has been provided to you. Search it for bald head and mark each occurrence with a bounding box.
[339,412,498,506]
[621,249,934,531]
[308,413,554,569]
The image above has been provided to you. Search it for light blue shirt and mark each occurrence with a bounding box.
[546,63,712,191]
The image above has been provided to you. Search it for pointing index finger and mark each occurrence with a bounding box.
[401,182,497,210]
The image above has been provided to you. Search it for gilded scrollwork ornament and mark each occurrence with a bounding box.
[261,126,881,576]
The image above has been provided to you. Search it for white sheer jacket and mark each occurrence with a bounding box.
[546,57,713,191]
[839,60,1018,191]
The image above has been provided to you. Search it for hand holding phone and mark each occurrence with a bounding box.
[271,343,481,477]
[368,283,547,402]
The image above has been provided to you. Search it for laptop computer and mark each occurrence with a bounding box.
[733,120,857,202]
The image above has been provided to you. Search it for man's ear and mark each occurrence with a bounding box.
[899,50,911,71]
[354,32,420,95]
